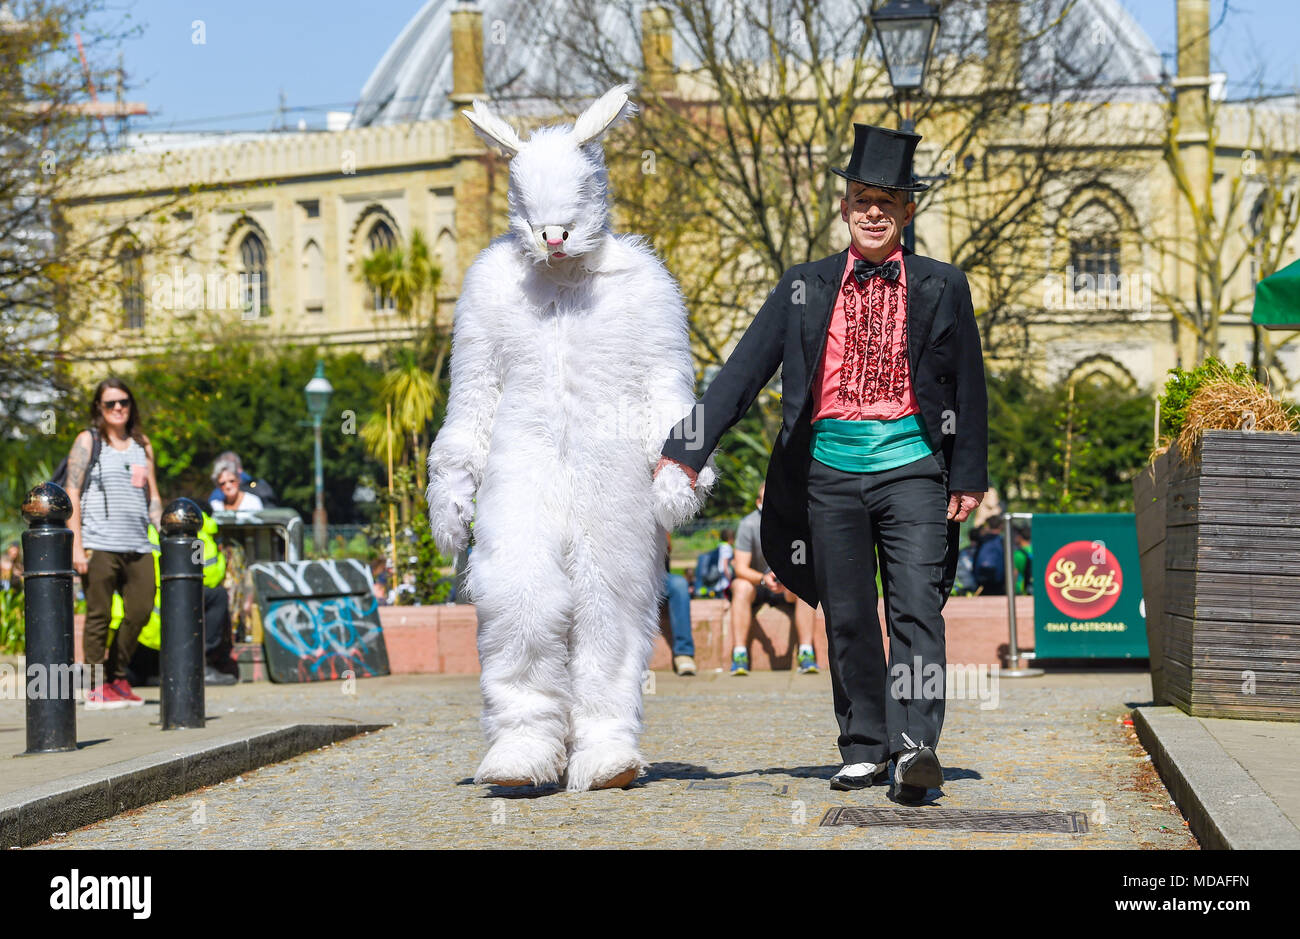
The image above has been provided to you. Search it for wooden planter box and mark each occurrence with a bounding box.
[1135,429,1300,721]
[1133,447,1174,705]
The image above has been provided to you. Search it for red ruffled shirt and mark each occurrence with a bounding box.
[811,244,919,422]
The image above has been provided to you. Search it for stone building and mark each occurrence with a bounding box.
[59,0,1300,399]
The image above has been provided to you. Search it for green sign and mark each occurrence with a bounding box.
[1032,513,1148,659]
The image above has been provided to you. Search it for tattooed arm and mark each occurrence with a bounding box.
[144,438,163,530]
[65,431,92,574]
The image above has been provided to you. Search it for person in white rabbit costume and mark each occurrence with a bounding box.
[425,84,714,792]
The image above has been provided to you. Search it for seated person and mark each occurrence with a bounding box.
[730,484,817,676]
[662,533,695,675]
[692,528,734,598]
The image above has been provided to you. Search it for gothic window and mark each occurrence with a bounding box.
[1068,199,1122,301]
[1249,197,1266,284]
[368,219,397,312]
[118,241,144,330]
[239,231,269,318]
[1070,201,1120,281]
[302,239,325,313]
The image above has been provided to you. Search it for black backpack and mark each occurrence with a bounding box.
[242,477,277,508]
[51,428,102,492]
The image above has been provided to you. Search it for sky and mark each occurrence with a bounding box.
[93,0,1300,134]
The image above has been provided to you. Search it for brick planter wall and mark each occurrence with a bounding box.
[71,595,1034,676]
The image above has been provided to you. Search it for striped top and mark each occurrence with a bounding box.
[79,436,153,554]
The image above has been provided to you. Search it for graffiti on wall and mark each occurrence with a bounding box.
[249,559,391,683]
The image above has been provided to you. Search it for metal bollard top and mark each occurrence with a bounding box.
[161,497,204,536]
[22,482,72,527]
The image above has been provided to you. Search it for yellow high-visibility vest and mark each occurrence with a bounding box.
[109,513,225,650]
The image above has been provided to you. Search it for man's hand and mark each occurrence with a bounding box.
[761,570,781,592]
[653,456,698,490]
[947,490,984,523]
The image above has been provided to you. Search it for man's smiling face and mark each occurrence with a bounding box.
[840,180,915,262]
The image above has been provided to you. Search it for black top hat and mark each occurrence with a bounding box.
[832,123,930,193]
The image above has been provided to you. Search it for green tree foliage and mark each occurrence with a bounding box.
[988,368,1154,513]
[710,405,774,516]
[124,338,385,522]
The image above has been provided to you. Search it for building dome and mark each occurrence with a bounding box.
[350,0,1164,128]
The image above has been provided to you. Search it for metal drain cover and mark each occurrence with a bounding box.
[820,806,1088,834]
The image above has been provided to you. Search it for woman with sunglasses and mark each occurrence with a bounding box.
[64,378,162,709]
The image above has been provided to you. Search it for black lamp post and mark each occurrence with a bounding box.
[304,359,333,554]
[871,0,941,251]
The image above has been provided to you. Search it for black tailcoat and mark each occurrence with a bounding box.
[661,246,989,609]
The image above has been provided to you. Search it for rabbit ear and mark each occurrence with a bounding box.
[571,83,638,148]
[462,100,524,157]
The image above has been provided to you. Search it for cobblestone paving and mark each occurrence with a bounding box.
[38,670,1198,849]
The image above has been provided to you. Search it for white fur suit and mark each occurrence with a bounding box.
[426,85,714,792]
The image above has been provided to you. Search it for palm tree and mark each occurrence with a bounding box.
[359,227,448,510]
[362,349,436,490]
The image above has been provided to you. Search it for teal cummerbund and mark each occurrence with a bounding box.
[810,414,935,473]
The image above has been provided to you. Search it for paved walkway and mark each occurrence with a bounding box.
[28,669,1197,849]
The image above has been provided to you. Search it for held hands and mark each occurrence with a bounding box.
[653,456,697,489]
[650,456,713,530]
[947,490,984,523]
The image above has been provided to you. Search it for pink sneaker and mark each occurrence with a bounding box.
[109,679,144,707]
[84,683,129,710]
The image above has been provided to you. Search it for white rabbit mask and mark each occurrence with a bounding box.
[462,84,637,269]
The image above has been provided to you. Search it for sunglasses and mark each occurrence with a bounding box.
[100,398,131,411]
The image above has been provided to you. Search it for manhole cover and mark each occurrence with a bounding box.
[820,806,1088,834]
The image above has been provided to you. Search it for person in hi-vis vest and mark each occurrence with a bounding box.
[109,511,238,685]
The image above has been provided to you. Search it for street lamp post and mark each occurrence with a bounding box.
[870,0,941,252]
[304,359,333,555]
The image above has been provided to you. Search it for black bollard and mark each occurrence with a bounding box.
[21,483,78,753]
[159,498,205,730]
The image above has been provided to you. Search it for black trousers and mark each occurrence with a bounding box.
[807,448,949,765]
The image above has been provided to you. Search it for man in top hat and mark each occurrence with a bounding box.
[654,124,988,802]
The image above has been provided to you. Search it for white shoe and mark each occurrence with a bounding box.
[673,655,697,676]
[829,761,889,790]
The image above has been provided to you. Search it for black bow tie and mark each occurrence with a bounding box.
[851,258,901,285]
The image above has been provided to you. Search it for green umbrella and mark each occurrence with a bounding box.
[1253,258,1300,329]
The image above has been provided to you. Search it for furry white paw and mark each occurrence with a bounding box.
[652,461,715,530]
[565,746,646,792]
[474,734,568,788]
[426,472,475,555]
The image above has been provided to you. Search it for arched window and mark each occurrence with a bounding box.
[239,231,269,319]
[1069,200,1121,289]
[118,241,144,330]
[302,239,325,313]
[368,219,397,312]
[435,227,457,287]
[1249,197,1266,284]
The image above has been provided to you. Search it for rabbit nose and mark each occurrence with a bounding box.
[540,225,569,247]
